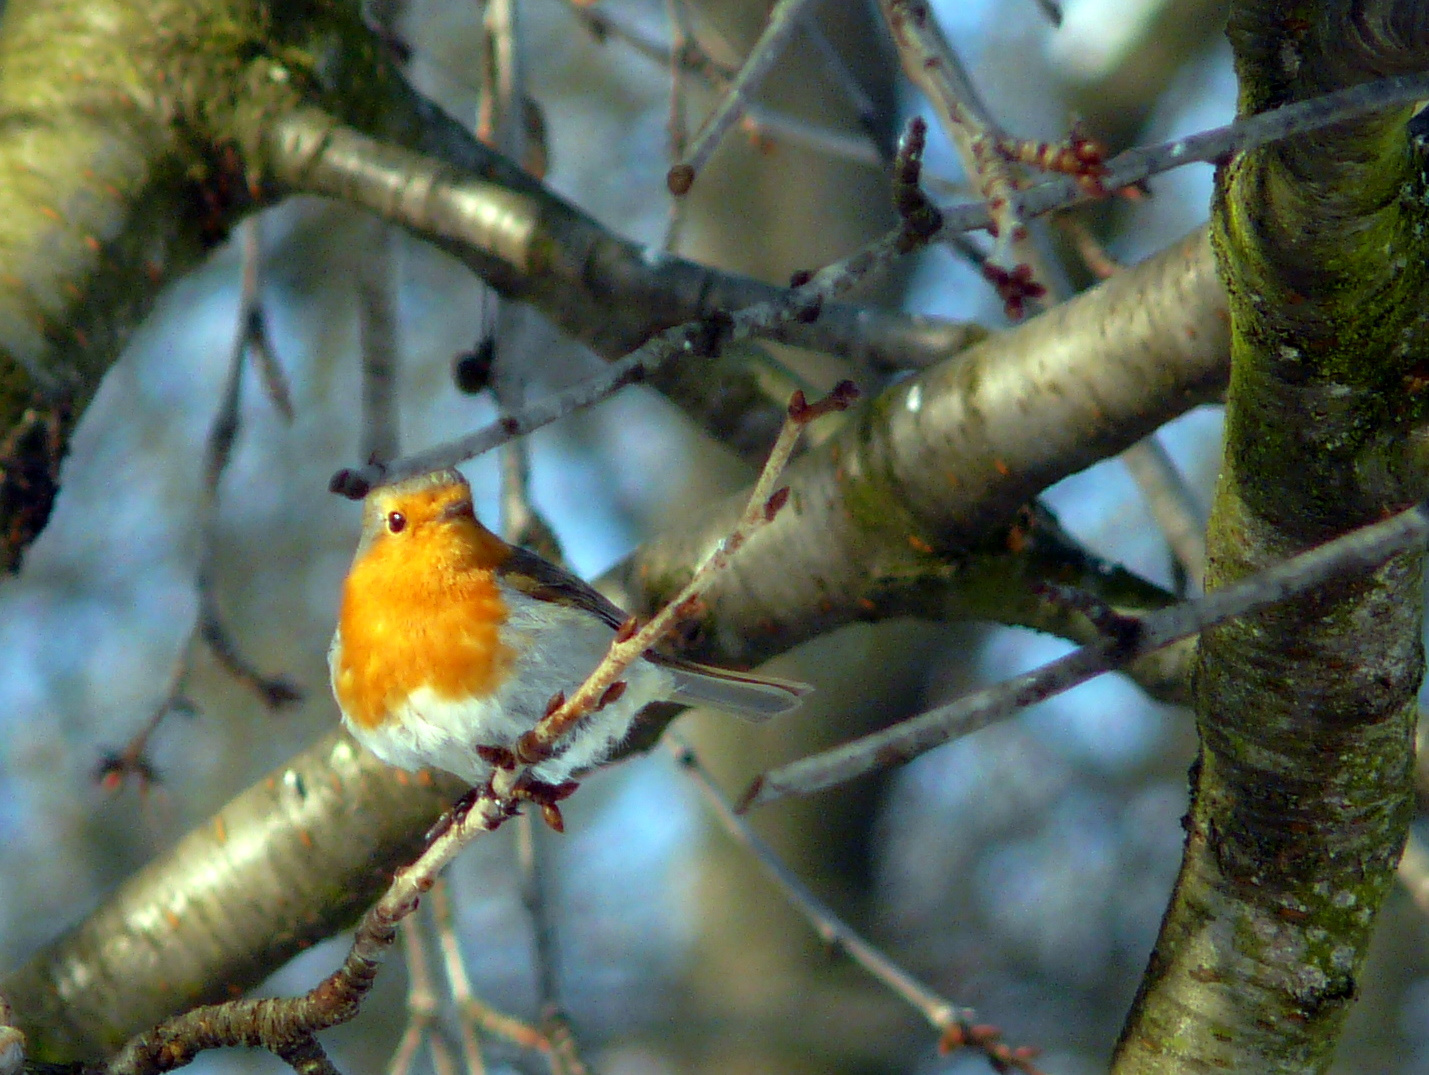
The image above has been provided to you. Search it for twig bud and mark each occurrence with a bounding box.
[765,486,790,521]
[329,468,373,499]
[666,163,695,196]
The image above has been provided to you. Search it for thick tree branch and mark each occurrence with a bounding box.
[265,106,976,467]
[1111,5,1429,1071]
[608,229,1226,677]
[1,228,1223,1061]
[4,737,464,1061]
[742,501,1429,810]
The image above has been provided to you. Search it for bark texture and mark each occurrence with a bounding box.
[1112,3,1429,1070]
[4,736,463,1061]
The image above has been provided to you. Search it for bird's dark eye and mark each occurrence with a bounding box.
[387,511,407,534]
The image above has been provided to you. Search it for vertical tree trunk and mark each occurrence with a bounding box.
[1113,4,1429,1071]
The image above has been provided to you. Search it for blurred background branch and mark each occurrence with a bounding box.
[6,0,1429,1073]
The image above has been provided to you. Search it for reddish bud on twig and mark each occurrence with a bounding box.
[453,337,496,394]
[1031,582,1144,656]
[258,677,303,710]
[675,594,708,621]
[615,617,640,643]
[688,310,733,358]
[476,745,516,767]
[540,803,565,832]
[515,730,553,765]
[733,775,763,814]
[95,752,161,792]
[793,295,823,323]
[666,163,695,196]
[329,468,373,499]
[543,691,567,718]
[765,486,790,521]
[789,379,860,424]
[996,127,1109,196]
[891,117,943,249]
[598,680,627,709]
[982,262,1046,320]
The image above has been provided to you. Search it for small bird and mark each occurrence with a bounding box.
[329,469,808,798]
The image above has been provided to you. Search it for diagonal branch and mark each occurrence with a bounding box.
[608,229,1227,675]
[666,0,825,195]
[670,736,1047,1073]
[740,500,1429,810]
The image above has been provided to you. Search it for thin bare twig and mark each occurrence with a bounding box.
[880,0,1035,275]
[514,809,589,1075]
[480,7,560,561]
[483,0,525,159]
[358,225,401,466]
[1120,436,1207,591]
[430,881,548,1060]
[330,113,936,499]
[387,913,447,1075]
[570,0,898,180]
[740,500,1429,810]
[514,815,557,1012]
[543,1017,591,1075]
[429,881,485,1075]
[657,0,694,254]
[1057,215,1119,280]
[666,0,825,196]
[100,223,300,788]
[1031,0,1062,26]
[233,219,296,422]
[566,0,736,84]
[801,21,881,145]
[107,770,526,1075]
[513,382,856,768]
[670,736,1046,1073]
[196,223,302,711]
[936,69,1429,241]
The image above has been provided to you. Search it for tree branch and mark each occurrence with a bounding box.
[266,106,975,467]
[5,738,465,1062]
[608,229,1226,677]
[741,500,1429,810]
[1112,5,1429,1069]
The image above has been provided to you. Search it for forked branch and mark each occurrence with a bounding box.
[741,500,1429,810]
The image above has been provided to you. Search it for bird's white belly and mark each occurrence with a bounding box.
[339,586,673,786]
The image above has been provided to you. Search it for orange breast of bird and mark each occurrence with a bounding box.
[333,506,515,731]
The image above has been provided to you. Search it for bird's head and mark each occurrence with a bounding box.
[353,469,509,570]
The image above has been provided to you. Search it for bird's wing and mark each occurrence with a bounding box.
[497,545,810,721]
[495,544,630,631]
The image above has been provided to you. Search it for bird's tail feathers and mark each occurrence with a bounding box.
[657,658,810,721]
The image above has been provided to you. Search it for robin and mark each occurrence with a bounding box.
[329,469,808,797]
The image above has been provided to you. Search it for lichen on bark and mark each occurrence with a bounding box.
[0,0,386,571]
[1112,4,1429,1071]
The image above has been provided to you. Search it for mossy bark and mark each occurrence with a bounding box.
[1112,4,1429,1071]
[0,0,388,569]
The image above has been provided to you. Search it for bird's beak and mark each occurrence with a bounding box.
[438,499,476,523]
